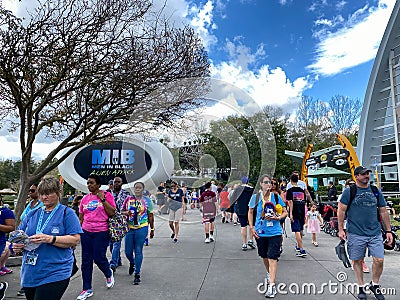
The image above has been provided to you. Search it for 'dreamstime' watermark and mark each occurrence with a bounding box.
[257,271,397,296]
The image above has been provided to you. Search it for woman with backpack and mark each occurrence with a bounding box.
[248,174,288,298]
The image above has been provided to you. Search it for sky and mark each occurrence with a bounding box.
[0,0,397,160]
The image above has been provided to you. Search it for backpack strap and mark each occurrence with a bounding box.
[346,184,381,217]
[345,184,357,215]
[273,193,279,204]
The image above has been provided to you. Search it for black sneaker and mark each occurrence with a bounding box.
[368,282,385,300]
[0,282,8,300]
[133,273,141,285]
[17,287,25,296]
[128,263,135,276]
[171,233,175,239]
[357,286,367,300]
[222,217,225,223]
[247,240,256,249]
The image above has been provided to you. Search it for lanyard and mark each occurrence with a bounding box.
[36,203,60,234]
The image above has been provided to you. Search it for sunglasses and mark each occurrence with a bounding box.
[262,180,271,184]
[29,189,37,193]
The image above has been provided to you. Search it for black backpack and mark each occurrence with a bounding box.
[252,192,278,226]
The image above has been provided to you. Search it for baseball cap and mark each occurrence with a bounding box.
[241,176,249,184]
[108,180,114,185]
[354,166,372,175]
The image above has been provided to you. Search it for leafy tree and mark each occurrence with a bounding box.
[0,159,40,190]
[262,106,295,179]
[0,0,210,220]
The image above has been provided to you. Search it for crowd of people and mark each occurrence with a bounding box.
[0,167,396,300]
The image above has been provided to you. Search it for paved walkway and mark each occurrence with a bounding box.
[3,207,400,299]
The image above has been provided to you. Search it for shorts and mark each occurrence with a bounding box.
[237,215,248,227]
[169,208,183,222]
[156,197,166,206]
[290,219,304,232]
[347,233,384,260]
[202,217,215,224]
[226,206,234,213]
[256,235,281,260]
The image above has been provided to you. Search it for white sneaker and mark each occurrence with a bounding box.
[265,284,277,298]
[210,235,214,242]
[106,269,114,289]
[242,243,247,251]
[77,290,93,300]
[205,237,210,243]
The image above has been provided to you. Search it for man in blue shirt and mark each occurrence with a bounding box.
[338,166,393,300]
[248,175,287,298]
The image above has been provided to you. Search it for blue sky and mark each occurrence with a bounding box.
[186,0,396,109]
[0,0,396,159]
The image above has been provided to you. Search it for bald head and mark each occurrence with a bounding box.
[113,177,123,192]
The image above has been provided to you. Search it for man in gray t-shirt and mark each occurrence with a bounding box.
[338,166,392,300]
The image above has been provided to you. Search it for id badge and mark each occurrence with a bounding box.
[25,251,38,266]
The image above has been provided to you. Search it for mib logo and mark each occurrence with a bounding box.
[92,149,135,166]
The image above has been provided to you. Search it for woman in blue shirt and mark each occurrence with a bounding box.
[12,176,82,300]
[248,174,288,298]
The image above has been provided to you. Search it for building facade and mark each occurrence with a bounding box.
[358,1,400,192]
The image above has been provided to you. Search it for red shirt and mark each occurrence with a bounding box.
[199,190,217,218]
[219,191,230,209]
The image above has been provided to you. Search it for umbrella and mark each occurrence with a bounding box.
[0,188,18,195]
[306,167,350,178]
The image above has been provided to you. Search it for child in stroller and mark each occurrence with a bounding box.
[321,202,339,236]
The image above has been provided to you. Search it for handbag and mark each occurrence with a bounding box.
[108,212,129,242]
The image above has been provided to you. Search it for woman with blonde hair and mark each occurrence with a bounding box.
[12,176,82,300]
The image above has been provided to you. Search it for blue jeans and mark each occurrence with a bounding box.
[109,240,122,267]
[124,227,148,274]
[81,230,112,290]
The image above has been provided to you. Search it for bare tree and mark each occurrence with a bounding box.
[291,95,331,150]
[0,0,210,220]
[328,95,362,135]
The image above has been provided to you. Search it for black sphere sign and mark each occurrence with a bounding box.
[74,141,152,184]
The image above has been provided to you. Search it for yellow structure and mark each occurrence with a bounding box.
[301,144,313,183]
[336,134,360,181]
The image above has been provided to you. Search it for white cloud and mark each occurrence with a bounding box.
[0,135,60,161]
[189,0,218,49]
[336,1,347,11]
[225,37,266,71]
[308,0,396,76]
[211,40,314,113]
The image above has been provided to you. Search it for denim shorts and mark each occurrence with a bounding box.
[347,232,384,260]
[237,215,248,227]
[290,219,304,232]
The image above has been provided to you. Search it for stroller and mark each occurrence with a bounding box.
[321,202,338,236]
